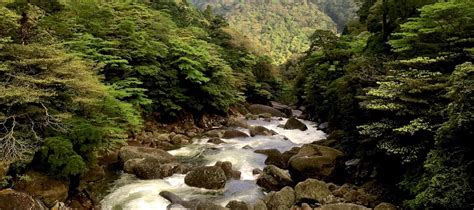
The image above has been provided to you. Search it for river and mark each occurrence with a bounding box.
[101,117,326,209]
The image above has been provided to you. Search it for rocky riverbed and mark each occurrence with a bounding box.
[99,105,396,210]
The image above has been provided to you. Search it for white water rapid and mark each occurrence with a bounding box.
[101,117,326,210]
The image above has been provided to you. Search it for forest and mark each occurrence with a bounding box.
[0,0,473,209]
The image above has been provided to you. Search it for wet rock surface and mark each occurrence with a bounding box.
[184,166,227,189]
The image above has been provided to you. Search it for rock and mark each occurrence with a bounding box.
[288,144,343,181]
[252,168,263,175]
[184,166,227,189]
[249,126,277,137]
[0,189,47,210]
[295,179,331,203]
[258,113,273,120]
[256,165,293,191]
[249,104,287,117]
[270,101,293,117]
[255,149,285,168]
[160,191,194,208]
[284,117,308,131]
[242,145,254,150]
[205,129,224,138]
[50,202,69,210]
[226,200,252,210]
[215,161,240,180]
[222,130,249,139]
[172,163,193,174]
[14,171,68,207]
[156,133,171,142]
[318,122,329,130]
[208,138,226,144]
[227,117,251,129]
[253,199,267,210]
[301,203,312,210]
[67,190,94,210]
[245,113,258,120]
[152,141,177,151]
[332,184,377,207]
[124,158,178,179]
[171,134,190,145]
[320,203,370,210]
[118,146,176,164]
[374,202,397,210]
[264,186,296,209]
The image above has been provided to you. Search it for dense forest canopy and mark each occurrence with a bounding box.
[293,0,474,208]
[0,0,473,209]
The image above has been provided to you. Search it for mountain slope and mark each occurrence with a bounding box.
[190,0,358,64]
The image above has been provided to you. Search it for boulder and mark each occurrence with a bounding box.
[184,166,227,189]
[208,138,226,144]
[249,104,286,117]
[284,117,308,131]
[320,203,370,210]
[160,191,195,208]
[295,179,331,203]
[256,165,293,191]
[156,133,171,142]
[0,189,47,210]
[118,146,176,164]
[171,134,190,145]
[14,171,68,207]
[252,168,263,175]
[253,199,267,210]
[215,161,241,180]
[242,145,254,150]
[254,149,285,168]
[226,200,252,210]
[227,117,251,129]
[264,186,296,210]
[124,158,178,179]
[288,144,343,181]
[374,202,397,210]
[270,101,293,117]
[205,129,224,138]
[195,201,228,210]
[301,203,312,210]
[249,126,277,137]
[222,130,249,139]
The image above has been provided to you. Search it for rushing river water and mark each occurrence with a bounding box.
[101,117,326,210]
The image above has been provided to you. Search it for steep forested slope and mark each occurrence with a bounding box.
[190,0,358,64]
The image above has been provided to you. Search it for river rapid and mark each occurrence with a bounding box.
[101,117,326,209]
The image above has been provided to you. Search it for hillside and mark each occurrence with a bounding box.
[190,0,358,64]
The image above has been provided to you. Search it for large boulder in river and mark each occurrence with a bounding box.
[295,178,331,203]
[14,171,68,207]
[270,101,293,117]
[288,144,343,181]
[215,161,241,180]
[263,186,296,210]
[284,117,308,131]
[249,104,287,117]
[226,200,252,210]
[185,166,227,189]
[222,130,249,139]
[256,165,293,191]
[124,158,179,179]
[118,146,176,163]
[249,126,277,137]
[0,189,47,210]
[255,149,285,168]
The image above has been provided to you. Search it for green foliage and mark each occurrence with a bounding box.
[39,137,86,177]
[294,0,474,208]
